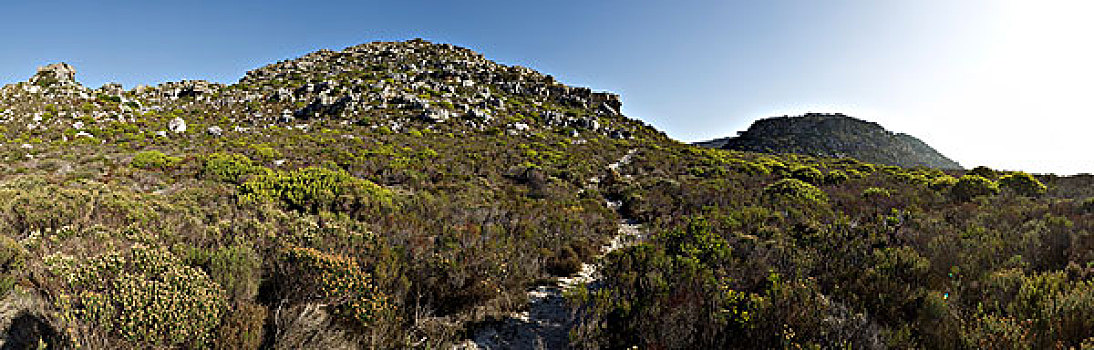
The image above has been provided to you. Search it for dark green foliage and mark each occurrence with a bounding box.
[998,172,1046,197]
[790,165,824,184]
[950,175,1000,201]
[1082,197,1094,214]
[0,235,25,298]
[968,165,997,179]
[824,170,848,185]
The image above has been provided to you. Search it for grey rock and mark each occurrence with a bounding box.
[30,63,79,87]
[420,108,452,123]
[206,126,223,136]
[168,117,187,133]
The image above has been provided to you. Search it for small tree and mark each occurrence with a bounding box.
[950,175,999,202]
[998,172,1046,197]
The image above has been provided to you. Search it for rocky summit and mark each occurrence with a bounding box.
[697,113,963,169]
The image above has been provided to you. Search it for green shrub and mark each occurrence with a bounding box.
[790,166,824,185]
[998,172,1046,197]
[929,175,958,191]
[763,178,828,204]
[202,153,267,183]
[968,166,997,179]
[1082,197,1094,214]
[824,170,849,185]
[279,247,392,326]
[46,245,227,347]
[239,166,391,214]
[131,150,180,170]
[214,302,266,350]
[950,175,999,202]
[207,244,261,300]
[0,235,25,298]
[862,187,891,199]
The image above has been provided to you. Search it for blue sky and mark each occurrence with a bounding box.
[1,1,1091,174]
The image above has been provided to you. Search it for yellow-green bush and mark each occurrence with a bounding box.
[202,153,268,183]
[929,175,958,191]
[950,175,999,202]
[790,166,824,185]
[131,150,181,170]
[998,172,1046,197]
[763,178,828,205]
[46,245,227,347]
[279,247,392,326]
[239,166,391,214]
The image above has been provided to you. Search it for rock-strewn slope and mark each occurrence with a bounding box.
[697,113,962,169]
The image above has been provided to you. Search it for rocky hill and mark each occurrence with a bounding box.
[697,113,962,169]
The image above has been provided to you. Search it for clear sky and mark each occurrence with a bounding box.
[1,1,1091,174]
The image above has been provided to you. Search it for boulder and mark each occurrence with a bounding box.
[30,63,79,87]
[168,117,187,133]
[206,126,223,137]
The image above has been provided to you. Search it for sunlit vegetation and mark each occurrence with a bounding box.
[0,39,1091,349]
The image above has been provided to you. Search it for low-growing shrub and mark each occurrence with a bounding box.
[862,187,891,199]
[929,175,958,191]
[239,166,391,214]
[950,175,999,202]
[790,166,824,185]
[998,172,1046,197]
[202,153,268,184]
[46,245,227,347]
[825,170,849,185]
[763,178,828,204]
[131,150,180,170]
[0,235,25,298]
[278,247,392,326]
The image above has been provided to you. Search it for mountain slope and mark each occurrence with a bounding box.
[697,113,962,169]
[0,40,1092,350]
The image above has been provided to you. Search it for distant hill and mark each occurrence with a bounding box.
[697,113,962,169]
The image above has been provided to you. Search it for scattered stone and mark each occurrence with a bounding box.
[206,126,223,136]
[168,117,187,133]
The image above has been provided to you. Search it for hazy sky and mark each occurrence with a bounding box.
[1,1,1091,174]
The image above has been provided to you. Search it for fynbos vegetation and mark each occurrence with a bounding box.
[0,40,1090,349]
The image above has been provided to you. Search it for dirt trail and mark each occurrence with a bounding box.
[456,150,642,350]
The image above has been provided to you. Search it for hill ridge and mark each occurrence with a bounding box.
[697,112,962,169]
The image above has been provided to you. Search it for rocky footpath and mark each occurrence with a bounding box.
[455,149,644,350]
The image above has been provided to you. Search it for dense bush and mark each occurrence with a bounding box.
[763,178,828,204]
[131,150,181,170]
[790,166,824,185]
[998,172,1047,197]
[950,175,1000,201]
[46,245,227,347]
[0,235,25,298]
[277,247,393,326]
[239,166,391,214]
[202,153,268,183]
